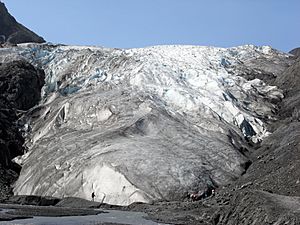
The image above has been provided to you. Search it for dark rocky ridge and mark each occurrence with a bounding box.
[290,47,300,57]
[0,61,45,110]
[0,2,45,201]
[275,58,300,119]
[0,61,45,201]
[0,2,45,45]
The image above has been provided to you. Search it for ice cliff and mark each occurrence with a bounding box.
[0,43,292,205]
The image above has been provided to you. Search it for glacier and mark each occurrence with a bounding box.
[0,43,291,205]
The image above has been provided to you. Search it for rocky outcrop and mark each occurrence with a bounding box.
[275,58,300,119]
[0,2,45,44]
[213,190,300,225]
[0,61,45,201]
[0,98,23,169]
[290,48,300,57]
[0,61,45,110]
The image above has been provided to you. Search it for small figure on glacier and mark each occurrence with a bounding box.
[91,192,95,201]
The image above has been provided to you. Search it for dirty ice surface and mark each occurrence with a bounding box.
[0,44,291,205]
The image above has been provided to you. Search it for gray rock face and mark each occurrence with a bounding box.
[0,44,294,206]
[214,190,300,225]
[275,58,300,119]
[0,61,45,110]
[0,60,45,201]
[289,47,300,57]
[0,2,45,44]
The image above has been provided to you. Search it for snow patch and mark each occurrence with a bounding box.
[96,108,112,122]
[77,165,149,206]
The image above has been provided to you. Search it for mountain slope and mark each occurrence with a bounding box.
[0,2,45,44]
[0,60,45,200]
[212,57,300,225]
[289,47,300,57]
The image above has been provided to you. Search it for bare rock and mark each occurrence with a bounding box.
[290,47,300,57]
[0,2,45,44]
[0,61,45,200]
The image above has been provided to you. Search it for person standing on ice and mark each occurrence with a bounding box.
[92,192,95,201]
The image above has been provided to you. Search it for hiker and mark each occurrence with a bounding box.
[91,192,95,201]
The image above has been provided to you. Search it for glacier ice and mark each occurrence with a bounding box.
[0,43,292,205]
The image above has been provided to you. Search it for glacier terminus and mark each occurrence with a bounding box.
[0,43,292,206]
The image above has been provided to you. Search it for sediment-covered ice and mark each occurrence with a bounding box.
[0,43,291,205]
